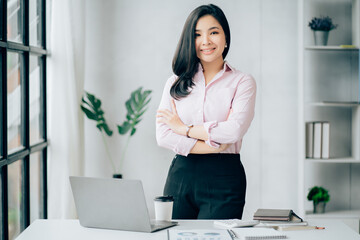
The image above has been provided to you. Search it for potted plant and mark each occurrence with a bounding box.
[308,16,337,46]
[307,186,330,213]
[81,87,152,178]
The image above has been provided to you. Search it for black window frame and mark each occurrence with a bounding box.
[0,0,47,239]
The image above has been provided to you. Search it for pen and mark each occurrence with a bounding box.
[227,229,236,239]
[277,225,326,231]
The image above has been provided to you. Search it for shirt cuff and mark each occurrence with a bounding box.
[174,136,197,156]
[203,121,220,148]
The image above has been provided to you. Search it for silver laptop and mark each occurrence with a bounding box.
[69,176,177,232]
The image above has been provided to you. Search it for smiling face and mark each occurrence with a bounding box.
[195,15,227,66]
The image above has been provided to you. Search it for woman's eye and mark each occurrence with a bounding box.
[195,33,201,37]
[210,31,219,35]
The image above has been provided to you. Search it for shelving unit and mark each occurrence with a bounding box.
[305,46,359,50]
[305,157,359,163]
[298,0,360,233]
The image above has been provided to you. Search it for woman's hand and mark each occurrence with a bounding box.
[218,143,230,152]
[157,99,187,136]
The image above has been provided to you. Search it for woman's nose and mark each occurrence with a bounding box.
[202,35,211,45]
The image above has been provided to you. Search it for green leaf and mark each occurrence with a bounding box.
[125,99,134,115]
[80,106,97,120]
[307,186,330,203]
[86,92,96,108]
[81,91,113,135]
[120,87,152,137]
[86,91,95,100]
[93,98,101,109]
[131,90,140,110]
[136,108,147,119]
[141,90,152,102]
[131,89,138,103]
[102,123,114,136]
[82,99,93,110]
[96,123,102,132]
[137,90,150,107]
[118,121,131,135]
[143,98,151,108]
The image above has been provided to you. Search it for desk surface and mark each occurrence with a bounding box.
[16,219,360,240]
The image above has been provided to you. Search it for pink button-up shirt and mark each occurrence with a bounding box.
[156,61,256,156]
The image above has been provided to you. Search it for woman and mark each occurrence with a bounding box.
[156,4,256,219]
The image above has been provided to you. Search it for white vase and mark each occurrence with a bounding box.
[313,201,326,213]
[313,30,329,46]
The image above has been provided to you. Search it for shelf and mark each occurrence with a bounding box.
[305,46,359,51]
[305,157,360,163]
[308,102,360,107]
[306,210,360,219]
[299,0,360,221]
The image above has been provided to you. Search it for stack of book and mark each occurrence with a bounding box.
[305,121,330,159]
[253,209,308,231]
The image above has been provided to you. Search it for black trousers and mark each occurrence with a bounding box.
[163,153,246,219]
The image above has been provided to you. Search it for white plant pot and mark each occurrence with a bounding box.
[313,30,329,46]
[313,201,326,213]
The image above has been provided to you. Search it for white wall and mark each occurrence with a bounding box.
[83,0,299,219]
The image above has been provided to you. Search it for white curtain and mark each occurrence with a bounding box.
[47,0,86,218]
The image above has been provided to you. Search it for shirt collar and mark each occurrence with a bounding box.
[197,61,235,73]
[224,61,235,72]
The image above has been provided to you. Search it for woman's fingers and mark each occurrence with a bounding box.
[156,118,165,123]
[157,109,172,118]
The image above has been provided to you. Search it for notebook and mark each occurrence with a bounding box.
[69,176,177,232]
[230,228,287,240]
[253,209,303,222]
[258,218,308,227]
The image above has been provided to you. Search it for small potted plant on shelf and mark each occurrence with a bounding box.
[307,186,330,213]
[308,16,338,46]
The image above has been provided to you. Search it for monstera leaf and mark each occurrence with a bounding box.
[117,87,152,136]
[81,91,113,136]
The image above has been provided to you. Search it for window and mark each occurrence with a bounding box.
[1,0,48,239]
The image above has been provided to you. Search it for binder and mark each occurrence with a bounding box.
[313,122,322,159]
[305,122,314,158]
[321,122,330,159]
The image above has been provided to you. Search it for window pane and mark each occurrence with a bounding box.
[8,160,22,240]
[7,0,22,43]
[7,52,22,153]
[30,55,42,144]
[30,152,42,223]
[29,0,41,46]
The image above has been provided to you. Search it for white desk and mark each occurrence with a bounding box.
[16,219,360,240]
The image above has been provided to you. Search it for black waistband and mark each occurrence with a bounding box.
[173,153,243,175]
[176,153,240,161]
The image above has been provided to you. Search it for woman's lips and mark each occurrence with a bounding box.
[201,48,216,55]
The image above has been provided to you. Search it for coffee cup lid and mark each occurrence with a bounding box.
[154,195,174,202]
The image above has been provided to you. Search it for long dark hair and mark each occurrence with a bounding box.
[170,4,231,100]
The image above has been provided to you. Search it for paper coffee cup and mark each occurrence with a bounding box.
[154,195,174,221]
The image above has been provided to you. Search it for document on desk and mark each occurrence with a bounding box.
[168,229,233,240]
[231,227,287,239]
